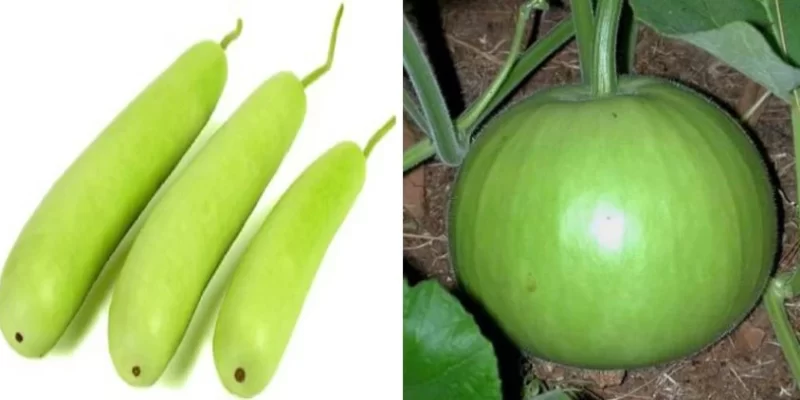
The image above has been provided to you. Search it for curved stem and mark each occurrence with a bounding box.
[302,4,344,88]
[592,0,623,96]
[220,19,244,50]
[403,138,436,173]
[403,17,575,172]
[363,116,397,159]
[570,0,596,85]
[456,0,544,134]
[765,279,800,388]
[466,18,574,131]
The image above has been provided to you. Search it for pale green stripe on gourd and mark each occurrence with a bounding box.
[212,116,396,399]
[107,5,345,388]
[0,23,242,358]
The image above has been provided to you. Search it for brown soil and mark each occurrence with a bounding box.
[403,1,800,399]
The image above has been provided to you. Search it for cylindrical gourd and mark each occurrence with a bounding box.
[212,116,396,398]
[107,6,344,387]
[0,23,242,358]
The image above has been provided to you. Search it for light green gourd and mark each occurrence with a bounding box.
[107,5,345,387]
[0,23,242,358]
[212,117,396,398]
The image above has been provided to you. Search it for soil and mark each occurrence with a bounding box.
[402,1,800,399]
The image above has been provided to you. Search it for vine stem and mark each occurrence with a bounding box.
[765,278,800,387]
[570,0,596,86]
[455,0,545,135]
[403,13,575,173]
[592,0,623,96]
[403,138,435,172]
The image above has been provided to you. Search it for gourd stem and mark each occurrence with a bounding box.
[403,138,436,173]
[592,0,623,96]
[456,0,545,134]
[570,0,595,86]
[302,4,344,88]
[764,280,800,389]
[220,19,244,50]
[461,18,575,132]
[363,116,397,159]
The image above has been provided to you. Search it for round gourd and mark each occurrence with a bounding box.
[448,76,779,369]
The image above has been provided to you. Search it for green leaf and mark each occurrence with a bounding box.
[403,15,466,166]
[403,280,501,400]
[629,0,769,35]
[677,22,800,101]
[630,0,800,102]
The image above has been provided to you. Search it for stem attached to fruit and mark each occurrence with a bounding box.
[363,116,397,159]
[456,0,545,134]
[592,0,623,96]
[570,0,596,86]
[302,4,344,88]
[765,278,800,388]
[220,19,244,50]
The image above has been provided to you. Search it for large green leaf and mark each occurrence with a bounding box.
[629,0,769,34]
[630,0,800,102]
[679,21,800,101]
[403,280,501,400]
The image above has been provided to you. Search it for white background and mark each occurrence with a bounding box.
[0,0,401,398]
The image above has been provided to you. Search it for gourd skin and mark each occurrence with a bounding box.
[107,72,306,387]
[213,142,365,398]
[449,77,779,369]
[0,41,228,358]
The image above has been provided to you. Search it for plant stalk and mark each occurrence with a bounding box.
[464,18,575,133]
[364,116,397,159]
[570,0,596,85]
[592,0,623,96]
[403,138,436,173]
[456,0,544,134]
[220,19,244,50]
[403,15,465,165]
[302,4,344,88]
[765,279,800,388]
[403,18,575,172]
